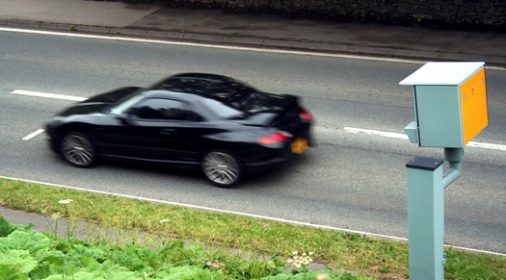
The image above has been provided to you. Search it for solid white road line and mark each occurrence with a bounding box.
[11,89,87,102]
[0,175,504,256]
[2,26,505,71]
[0,27,425,64]
[22,129,45,141]
[344,127,506,152]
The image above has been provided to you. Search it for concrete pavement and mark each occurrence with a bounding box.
[0,206,180,247]
[0,0,505,66]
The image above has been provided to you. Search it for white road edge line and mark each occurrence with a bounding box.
[11,89,87,102]
[1,26,505,70]
[0,175,504,256]
[22,129,45,141]
[344,127,506,151]
[0,27,424,64]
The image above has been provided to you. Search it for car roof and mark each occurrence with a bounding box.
[148,73,256,107]
[147,73,240,93]
[167,73,237,83]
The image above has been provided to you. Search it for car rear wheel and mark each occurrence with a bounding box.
[202,151,242,187]
[60,132,96,167]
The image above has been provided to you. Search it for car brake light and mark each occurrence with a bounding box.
[299,109,313,122]
[258,131,292,145]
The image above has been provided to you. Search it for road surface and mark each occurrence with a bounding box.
[1,29,505,253]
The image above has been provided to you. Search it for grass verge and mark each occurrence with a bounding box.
[0,178,505,279]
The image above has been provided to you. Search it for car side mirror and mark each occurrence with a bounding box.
[113,113,132,125]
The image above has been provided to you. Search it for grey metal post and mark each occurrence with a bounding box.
[406,157,444,280]
[442,148,464,189]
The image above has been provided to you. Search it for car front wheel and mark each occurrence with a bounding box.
[60,132,96,167]
[202,151,242,187]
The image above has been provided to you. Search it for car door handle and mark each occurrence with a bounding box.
[160,128,177,136]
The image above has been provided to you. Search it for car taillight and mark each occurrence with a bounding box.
[299,109,313,122]
[258,131,292,146]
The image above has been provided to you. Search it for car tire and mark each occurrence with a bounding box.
[60,132,97,168]
[202,151,243,187]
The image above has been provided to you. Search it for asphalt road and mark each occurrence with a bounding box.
[1,30,505,253]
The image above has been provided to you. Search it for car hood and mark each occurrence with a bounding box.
[57,103,110,116]
[84,86,141,104]
[57,87,140,116]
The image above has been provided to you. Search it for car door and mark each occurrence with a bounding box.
[126,97,210,165]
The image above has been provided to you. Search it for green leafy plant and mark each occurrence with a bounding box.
[0,216,373,279]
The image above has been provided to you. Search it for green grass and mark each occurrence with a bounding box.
[0,178,505,279]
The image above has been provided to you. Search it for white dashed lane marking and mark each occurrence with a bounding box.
[12,89,506,151]
[11,89,87,102]
[22,129,45,141]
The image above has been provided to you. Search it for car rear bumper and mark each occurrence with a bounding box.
[243,134,312,173]
[245,156,287,168]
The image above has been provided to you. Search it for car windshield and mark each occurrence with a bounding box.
[109,91,146,115]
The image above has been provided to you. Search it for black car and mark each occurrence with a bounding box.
[46,73,314,187]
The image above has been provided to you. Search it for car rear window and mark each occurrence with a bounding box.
[200,98,243,119]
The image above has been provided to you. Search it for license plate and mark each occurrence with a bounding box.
[291,138,308,154]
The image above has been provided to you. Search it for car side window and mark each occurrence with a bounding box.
[129,98,203,121]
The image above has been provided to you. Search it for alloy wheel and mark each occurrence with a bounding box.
[61,133,95,167]
[203,152,241,186]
